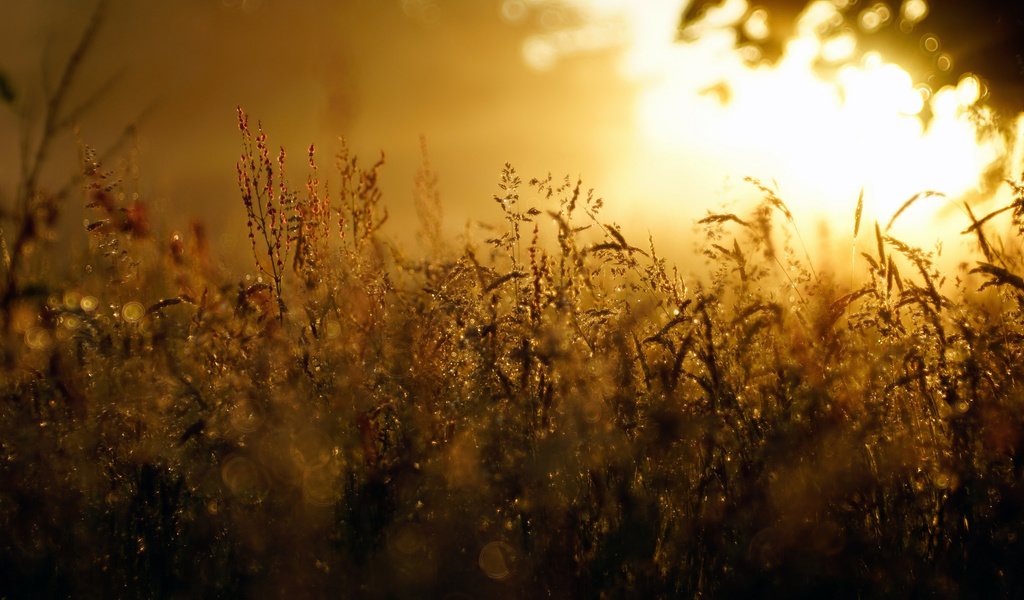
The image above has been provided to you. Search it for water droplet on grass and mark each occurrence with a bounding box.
[479,541,515,580]
[80,296,98,312]
[122,301,144,323]
[220,454,268,500]
[62,290,81,310]
[25,327,52,350]
[61,314,81,330]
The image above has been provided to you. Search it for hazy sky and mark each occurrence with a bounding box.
[3,0,1022,267]
[2,0,665,258]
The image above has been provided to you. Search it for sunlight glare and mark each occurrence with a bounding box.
[743,8,770,40]
[901,0,928,24]
[622,1,1014,243]
[820,30,857,62]
[516,0,1021,250]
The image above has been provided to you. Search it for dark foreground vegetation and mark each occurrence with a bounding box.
[3,102,1024,598]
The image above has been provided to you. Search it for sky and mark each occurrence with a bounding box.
[0,1,648,259]
[2,0,1023,269]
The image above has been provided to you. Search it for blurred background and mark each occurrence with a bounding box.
[2,0,1022,267]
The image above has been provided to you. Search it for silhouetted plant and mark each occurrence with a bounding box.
[2,103,1024,598]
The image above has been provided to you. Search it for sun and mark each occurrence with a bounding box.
[512,0,1022,252]
[630,1,1014,243]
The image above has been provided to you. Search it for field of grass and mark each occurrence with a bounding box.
[2,96,1024,598]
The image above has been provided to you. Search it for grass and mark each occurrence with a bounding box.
[1,106,1024,598]
[3,13,1024,595]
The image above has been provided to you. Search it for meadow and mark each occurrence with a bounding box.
[1,95,1024,598]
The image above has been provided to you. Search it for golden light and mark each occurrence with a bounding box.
[515,0,1022,257]
[901,0,929,24]
[859,4,891,33]
[820,30,857,62]
[743,8,771,40]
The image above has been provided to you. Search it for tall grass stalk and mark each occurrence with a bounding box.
[2,110,1024,598]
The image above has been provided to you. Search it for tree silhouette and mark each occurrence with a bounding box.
[679,0,1024,121]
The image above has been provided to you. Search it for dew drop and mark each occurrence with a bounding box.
[25,327,52,351]
[122,301,145,323]
[936,52,952,72]
[478,541,515,580]
[220,454,267,500]
[324,318,342,339]
[63,290,82,310]
[62,315,81,330]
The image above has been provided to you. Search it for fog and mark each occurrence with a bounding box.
[2,1,676,263]
[3,0,1021,271]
